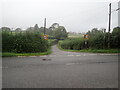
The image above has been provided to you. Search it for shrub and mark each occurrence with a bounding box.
[59,38,85,50]
[2,30,50,53]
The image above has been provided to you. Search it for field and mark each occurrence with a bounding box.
[68,33,84,39]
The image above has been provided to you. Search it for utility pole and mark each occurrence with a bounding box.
[108,3,111,49]
[44,18,46,35]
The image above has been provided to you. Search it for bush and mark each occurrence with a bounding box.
[88,33,107,49]
[59,27,120,50]
[110,27,120,49]
[59,38,85,50]
[2,31,50,53]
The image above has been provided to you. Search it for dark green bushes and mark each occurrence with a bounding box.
[59,38,85,50]
[89,27,120,49]
[59,27,120,50]
[2,31,50,53]
[88,33,107,49]
[110,27,120,49]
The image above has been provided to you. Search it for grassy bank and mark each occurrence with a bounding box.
[57,44,120,53]
[2,48,52,57]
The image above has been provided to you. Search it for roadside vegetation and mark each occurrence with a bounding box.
[2,23,120,56]
[2,23,68,57]
[2,49,52,57]
[58,44,120,53]
[2,31,51,57]
[58,27,120,53]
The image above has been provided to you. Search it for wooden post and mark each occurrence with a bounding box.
[108,3,111,49]
[44,18,46,35]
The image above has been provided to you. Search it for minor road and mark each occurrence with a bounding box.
[2,45,118,88]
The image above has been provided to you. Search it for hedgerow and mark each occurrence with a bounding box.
[59,38,86,50]
[2,31,50,53]
[59,27,120,50]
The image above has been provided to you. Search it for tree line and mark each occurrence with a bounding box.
[22,23,68,40]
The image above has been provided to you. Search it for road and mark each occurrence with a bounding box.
[2,45,118,88]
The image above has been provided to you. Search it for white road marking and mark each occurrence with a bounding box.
[66,63,80,65]
[40,55,47,57]
[76,55,81,56]
[0,67,8,69]
[18,53,118,58]
[29,56,37,57]
[89,54,97,56]
[67,55,74,56]
[66,63,75,65]
[99,54,117,55]
[18,56,26,57]
[83,54,86,56]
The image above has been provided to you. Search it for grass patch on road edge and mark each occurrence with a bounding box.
[2,48,52,57]
[57,44,120,53]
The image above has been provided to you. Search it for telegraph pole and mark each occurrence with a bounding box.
[108,3,111,49]
[44,18,46,35]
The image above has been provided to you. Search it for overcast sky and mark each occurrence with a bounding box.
[1,0,119,33]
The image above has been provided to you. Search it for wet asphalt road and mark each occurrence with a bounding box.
[2,45,118,88]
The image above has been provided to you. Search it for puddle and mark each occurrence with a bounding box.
[42,59,52,61]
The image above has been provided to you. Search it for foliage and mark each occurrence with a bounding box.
[59,27,120,50]
[2,29,50,53]
[88,33,107,49]
[26,23,68,40]
[58,44,120,53]
[111,27,120,49]
[59,38,85,50]
[26,24,40,33]
[87,27,120,49]
[50,23,68,40]
[87,28,108,49]
[15,28,22,32]
[2,48,52,57]
[2,27,11,32]
[33,24,40,33]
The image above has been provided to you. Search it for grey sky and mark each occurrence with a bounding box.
[1,0,119,33]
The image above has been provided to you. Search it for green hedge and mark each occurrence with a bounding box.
[59,32,119,50]
[59,38,86,50]
[2,31,50,53]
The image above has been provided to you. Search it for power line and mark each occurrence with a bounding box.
[111,7,120,12]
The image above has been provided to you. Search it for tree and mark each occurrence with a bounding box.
[47,27,53,35]
[59,26,68,38]
[111,27,120,48]
[26,27,34,33]
[52,25,68,40]
[2,27,11,32]
[33,24,39,33]
[15,28,22,32]
[26,24,40,33]
[87,28,107,49]
[46,23,68,40]
[51,23,59,29]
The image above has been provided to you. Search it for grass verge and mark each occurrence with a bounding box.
[57,44,120,53]
[2,48,52,57]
